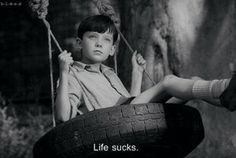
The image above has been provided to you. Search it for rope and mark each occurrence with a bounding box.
[94,0,156,85]
[114,51,118,74]
[44,19,56,127]
[29,0,60,127]
[115,26,156,85]
[42,19,63,53]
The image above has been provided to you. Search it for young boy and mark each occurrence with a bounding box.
[55,15,236,122]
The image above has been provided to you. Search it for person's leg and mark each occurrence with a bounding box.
[166,97,188,104]
[130,77,170,104]
[165,76,204,104]
[131,75,195,104]
[131,74,231,108]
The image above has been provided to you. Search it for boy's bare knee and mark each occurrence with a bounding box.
[191,76,203,81]
[163,74,177,89]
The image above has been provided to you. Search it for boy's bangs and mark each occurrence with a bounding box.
[77,15,118,43]
[87,21,116,35]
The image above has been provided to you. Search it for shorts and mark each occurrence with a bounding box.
[121,97,135,105]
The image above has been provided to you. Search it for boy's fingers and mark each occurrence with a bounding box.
[64,53,72,57]
[137,54,145,63]
[63,57,73,62]
[136,53,141,58]
[60,50,71,56]
[136,54,145,61]
[62,50,67,54]
[132,50,137,61]
[59,52,72,59]
[63,51,71,55]
[59,55,73,62]
[68,59,74,65]
[137,55,142,61]
[141,60,146,65]
[68,58,73,62]
[138,59,145,65]
[59,52,67,58]
[132,51,137,56]
[138,60,145,65]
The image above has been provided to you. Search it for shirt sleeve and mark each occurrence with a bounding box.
[67,74,83,118]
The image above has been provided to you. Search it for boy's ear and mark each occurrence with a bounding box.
[76,37,82,48]
[109,45,116,56]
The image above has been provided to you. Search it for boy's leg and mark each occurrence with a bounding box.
[167,76,206,104]
[131,75,195,104]
[130,78,170,104]
[131,75,232,109]
[166,97,188,104]
[165,76,204,104]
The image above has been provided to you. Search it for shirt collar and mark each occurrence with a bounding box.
[72,61,114,73]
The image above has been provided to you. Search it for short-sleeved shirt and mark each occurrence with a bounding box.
[66,61,131,116]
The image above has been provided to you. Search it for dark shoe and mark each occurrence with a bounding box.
[220,74,236,111]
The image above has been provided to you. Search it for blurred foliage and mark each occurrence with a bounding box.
[0,106,51,158]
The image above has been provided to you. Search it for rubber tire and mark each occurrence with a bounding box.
[33,103,204,158]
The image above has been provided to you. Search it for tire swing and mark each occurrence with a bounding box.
[33,103,204,158]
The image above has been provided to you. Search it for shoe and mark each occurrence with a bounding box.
[220,74,236,111]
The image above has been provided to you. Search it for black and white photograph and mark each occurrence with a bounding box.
[0,0,236,158]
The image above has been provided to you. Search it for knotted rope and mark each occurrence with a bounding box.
[93,0,156,85]
[29,0,61,127]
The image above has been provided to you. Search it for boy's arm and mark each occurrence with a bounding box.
[130,51,146,96]
[130,69,143,96]
[55,73,72,122]
[55,51,75,122]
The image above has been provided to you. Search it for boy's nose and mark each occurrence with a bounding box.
[95,42,102,47]
[95,39,102,48]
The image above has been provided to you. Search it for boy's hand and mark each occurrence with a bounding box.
[131,51,146,73]
[58,50,74,74]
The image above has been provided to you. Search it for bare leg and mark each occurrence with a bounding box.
[131,74,228,108]
[130,79,171,104]
[166,97,188,104]
[165,76,221,105]
[164,77,200,104]
[131,75,195,104]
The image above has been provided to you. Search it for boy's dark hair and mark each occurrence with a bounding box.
[77,15,118,44]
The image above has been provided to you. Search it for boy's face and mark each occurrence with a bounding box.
[79,29,115,64]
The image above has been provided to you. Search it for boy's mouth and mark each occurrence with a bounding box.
[94,50,103,54]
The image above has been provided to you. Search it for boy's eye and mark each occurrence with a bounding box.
[88,32,97,39]
[103,36,112,42]
[104,38,112,42]
[89,35,96,38]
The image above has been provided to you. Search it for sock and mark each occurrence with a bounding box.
[192,80,211,99]
[192,79,230,99]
